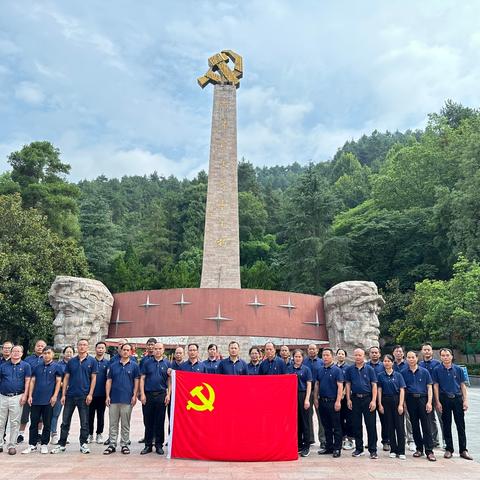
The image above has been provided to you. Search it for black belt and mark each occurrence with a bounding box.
[441,393,462,399]
[2,392,23,397]
[319,397,336,401]
[146,390,166,395]
[353,393,371,398]
[408,393,427,398]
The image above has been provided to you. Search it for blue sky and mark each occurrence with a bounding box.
[1,1,480,181]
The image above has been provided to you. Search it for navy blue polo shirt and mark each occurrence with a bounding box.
[419,358,441,375]
[367,361,385,376]
[377,371,406,395]
[217,358,248,375]
[316,364,344,398]
[401,366,432,395]
[0,360,31,395]
[108,360,140,404]
[180,360,206,373]
[202,358,220,374]
[259,356,287,375]
[345,364,377,394]
[65,355,98,397]
[139,354,153,370]
[93,357,109,397]
[393,361,407,373]
[303,356,324,376]
[109,353,138,366]
[170,361,184,371]
[56,359,68,378]
[287,364,313,392]
[432,363,465,396]
[141,357,170,392]
[32,361,61,405]
[247,362,261,375]
[24,354,43,370]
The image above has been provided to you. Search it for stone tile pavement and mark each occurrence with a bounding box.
[2,388,479,479]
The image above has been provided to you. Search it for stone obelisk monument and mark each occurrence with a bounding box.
[198,51,243,288]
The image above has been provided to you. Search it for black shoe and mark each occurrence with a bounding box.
[370,452,378,459]
[318,448,333,455]
[0,447,3,453]
[104,438,110,446]
[156,446,164,455]
[333,450,341,458]
[138,438,145,443]
[352,449,365,457]
[382,442,390,452]
[300,449,310,457]
[17,434,24,444]
[140,446,153,455]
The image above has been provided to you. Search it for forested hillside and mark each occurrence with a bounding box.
[1,101,480,348]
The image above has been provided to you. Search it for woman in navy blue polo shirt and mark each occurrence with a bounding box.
[287,349,312,458]
[377,354,406,459]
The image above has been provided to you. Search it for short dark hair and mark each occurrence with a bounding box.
[292,349,305,357]
[147,338,157,344]
[121,343,132,350]
[43,346,54,353]
[322,348,334,355]
[77,338,89,344]
[229,341,239,348]
[439,347,453,356]
[249,346,260,355]
[406,350,418,357]
[95,341,107,348]
[421,342,432,348]
[63,345,74,354]
[207,344,218,350]
[187,343,199,350]
[369,346,380,352]
[336,348,347,356]
[393,345,404,352]
[264,341,276,349]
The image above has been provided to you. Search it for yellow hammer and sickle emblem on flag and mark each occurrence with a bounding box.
[186,382,216,412]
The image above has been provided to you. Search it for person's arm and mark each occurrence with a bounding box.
[426,384,433,413]
[377,385,383,414]
[345,382,352,410]
[304,381,312,410]
[51,376,61,406]
[21,375,31,407]
[28,376,36,406]
[86,372,96,405]
[398,387,405,415]
[140,375,147,405]
[313,380,319,409]
[62,373,70,405]
[433,383,442,413]
[461,382,468,411]
[132,378,139,406]
[369,382,377,411]
[165,375,171,405]
[334,381,343,412]
[105,378,112,407]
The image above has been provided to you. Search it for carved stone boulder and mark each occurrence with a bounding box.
[324,281,385,354]
[49,276,114,352]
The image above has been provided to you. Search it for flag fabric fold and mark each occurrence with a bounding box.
[168,370,298,461]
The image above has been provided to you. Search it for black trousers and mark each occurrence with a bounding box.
[88,395,106,435]
[440,394,466,453]
[297,391,310,451]
[406,395,433,454]
[377,409,389,444]
[318,398,342,451]
[340,397,353,438]
[351,395,377,453]
[29,404,53,446]
[144,391,166,448]
[382,395,405,455]
[59,396,89,447]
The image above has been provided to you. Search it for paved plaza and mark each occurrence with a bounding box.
[2,387,479,480]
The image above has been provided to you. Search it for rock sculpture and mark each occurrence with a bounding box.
[324,281,385,354]
[49,276,114,352]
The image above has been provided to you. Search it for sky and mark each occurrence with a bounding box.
[1,0,480,181]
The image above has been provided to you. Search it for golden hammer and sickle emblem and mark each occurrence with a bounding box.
[198,50,243,89]
[186,382,216,412]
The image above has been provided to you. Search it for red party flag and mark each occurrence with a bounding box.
[168,370,298,461]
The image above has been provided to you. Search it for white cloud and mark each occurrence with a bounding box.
[14,81,45,105]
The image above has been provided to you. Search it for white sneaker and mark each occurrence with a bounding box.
[409,443,416,452]
[40,445,48,454]
[398,454,407,460]
[389,452,397,458]
[87,435,93,444]
[96,434,104,444]
[21,445,38,454]
[80,443,90,454]
[50,433,59,445]
[50,445,66,454]
[343,439,354,450]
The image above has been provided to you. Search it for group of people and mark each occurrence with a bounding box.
[0,337,473,462]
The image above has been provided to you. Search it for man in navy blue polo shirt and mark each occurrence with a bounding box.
[280,345,292,368]
[170,346,185,371]
[1,340,12,364]
[0,345,31,455]
[259,342,287,375]
[89,341,109,444]
[202,343,220,374]
[345,348,378,459]
[18,339,46,444]
[109,338,138,366]
[180,343,206,373]
[247,346,261,375]
[367,346,389,451]
[303,343,325,448]
[103,343,140,455]
[420,342,443,448]
[433,348,472,460]
[140,342,170,455]
[217,341,248,375]
[22,346,61,454]
[51,339,97,455]
[402,351,435,461]
[314,348,344,458]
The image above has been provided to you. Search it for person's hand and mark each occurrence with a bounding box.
[369,400,376,412]
[347,399,352,410]
[141,394,147,405]
[165,393,170,406]
[426,402,432,413]
[61,396,66,406]
[463,400,468,411]
[131,395,137,407]
[334,400,341,412]
[106,397,111,407]
[304,399,310,410]
[50,395,57,407]
[86,394,93,406]
[436,402,442,414]
[398,404,404,415]
[378,404,384,414]
[20,394,27,406]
